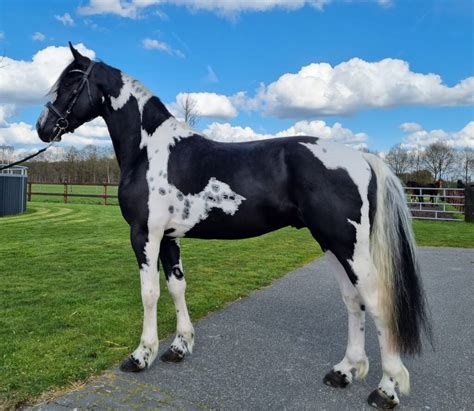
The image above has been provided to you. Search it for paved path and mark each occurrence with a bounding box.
[31,247,473,410]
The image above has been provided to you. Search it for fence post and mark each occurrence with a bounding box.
[64,180,68,204]
[104,182,108,206]
[465,186,474,223]
[28,182,32,202]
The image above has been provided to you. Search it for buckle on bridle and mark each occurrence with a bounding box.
[56,117,69,130]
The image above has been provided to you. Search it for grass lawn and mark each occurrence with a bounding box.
[412,219,474,247]
[0,202,321,408]
[0,202,472,408]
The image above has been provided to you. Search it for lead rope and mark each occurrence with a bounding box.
[0,141,56,171]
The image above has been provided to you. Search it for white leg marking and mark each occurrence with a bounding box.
[168,266,194,355]
[375,325,409,402]
[132,231,162,368]
[327,251,369,382]
[357,275,409,402]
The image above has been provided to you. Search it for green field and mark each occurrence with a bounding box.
[30,183,119,205]
[0,203,473,408]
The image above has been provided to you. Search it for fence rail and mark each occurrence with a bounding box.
[28,181,118,205]
[404,186,465,222]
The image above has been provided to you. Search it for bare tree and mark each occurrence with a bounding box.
[459,147,473,183]
[179,94,199,128]
[0,145,14,164]
[385,144,411,177]
[408,150,422,175]
[422,141,455,181]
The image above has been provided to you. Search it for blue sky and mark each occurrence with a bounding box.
[0,0,472,154]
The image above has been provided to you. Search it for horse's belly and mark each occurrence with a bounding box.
[170,205,303,240]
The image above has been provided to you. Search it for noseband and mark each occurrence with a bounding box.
[45,60,96,140]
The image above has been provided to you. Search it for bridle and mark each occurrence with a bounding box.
[45,60,96,141]
[0,60,98,171]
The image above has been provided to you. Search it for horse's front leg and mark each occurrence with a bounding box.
[121,225,163,372]
[159,237,194,362]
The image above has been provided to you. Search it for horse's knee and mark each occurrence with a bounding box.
[142,289,160,309]
[341,292,362,313]
[140,267,160,308]
[168,275,186,299]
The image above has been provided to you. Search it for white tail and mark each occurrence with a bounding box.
[363,153,432,355]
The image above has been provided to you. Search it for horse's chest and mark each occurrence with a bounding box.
[143,119,246,236]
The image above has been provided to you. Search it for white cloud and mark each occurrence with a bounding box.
[0,43,95,107]
[77,0,388,19]
[142,38,184,57]
[0,122,38,145]
[32,32,46,41]
[203,119,368,149]
[55,12,75,26]
[0,31,5,40]
[0,117,110,148]
[205,65,219,83]
[400,122,423,133]
[0,105,16,125]
[170,92,238,119]
[78,0,139,18]
[69,117,110,145]
[229,91,260,112]
[251,58,474,118]
[401,122,474,150]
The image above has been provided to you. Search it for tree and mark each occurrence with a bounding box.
[179,94,199,128]
[460,148,473,183]
[385,144,411,177]
[408,150,423,175]
[0,145,14,164]
[422,142,455,181]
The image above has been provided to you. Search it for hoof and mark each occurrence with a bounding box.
[323,369,350,388]
[120,355,144,372]
[367,388,398,409]
[160,347,185,363]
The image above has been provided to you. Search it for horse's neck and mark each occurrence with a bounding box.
[101,70,176,171]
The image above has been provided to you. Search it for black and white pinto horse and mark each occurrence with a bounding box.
[36,45,432,409]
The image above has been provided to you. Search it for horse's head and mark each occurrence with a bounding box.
[36,43,103,142]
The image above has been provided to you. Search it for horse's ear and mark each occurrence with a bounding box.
[69,41,84,61]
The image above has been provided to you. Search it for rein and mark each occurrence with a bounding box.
[0,61,96,172]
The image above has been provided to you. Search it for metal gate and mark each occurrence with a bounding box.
[404,186,465,222]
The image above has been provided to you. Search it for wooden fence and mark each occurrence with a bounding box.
[28,181,118,205]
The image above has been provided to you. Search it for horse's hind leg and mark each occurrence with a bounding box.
[159,237,194,362]
[323,251,369,389]
[357,275,409,409]
[333,240,408,408]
